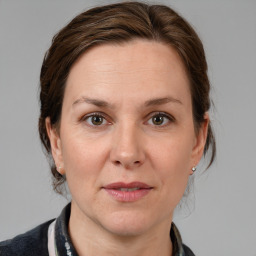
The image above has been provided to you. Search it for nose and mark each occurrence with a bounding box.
[110,122,145,169]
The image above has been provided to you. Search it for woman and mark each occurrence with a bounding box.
[0,2,215,255]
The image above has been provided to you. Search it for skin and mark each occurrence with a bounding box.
[46,40,208,256]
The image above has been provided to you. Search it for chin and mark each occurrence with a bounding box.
[99,210,155,237]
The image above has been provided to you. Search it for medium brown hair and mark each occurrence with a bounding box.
[39,1,216,194]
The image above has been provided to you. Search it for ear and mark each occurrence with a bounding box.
[45,117,65,175]
[190,113,209,174]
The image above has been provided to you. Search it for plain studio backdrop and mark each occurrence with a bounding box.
[0,0,256,255]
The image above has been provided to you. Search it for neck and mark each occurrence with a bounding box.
[68,203,173,256]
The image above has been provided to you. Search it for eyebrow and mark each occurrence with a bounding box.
[72,97,114,108]
[72,96,182,108]
[144,97,182,107]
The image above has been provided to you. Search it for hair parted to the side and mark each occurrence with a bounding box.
[39,1,216,194]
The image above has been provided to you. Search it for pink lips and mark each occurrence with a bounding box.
[103,182,152,202]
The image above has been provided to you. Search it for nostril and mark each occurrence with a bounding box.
[113,160,141,168]
[114,160,121,166]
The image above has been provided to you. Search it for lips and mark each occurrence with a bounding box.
[103,182,153,202]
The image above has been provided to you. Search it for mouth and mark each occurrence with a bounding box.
[102,182,153,202]
[117,187,141,191]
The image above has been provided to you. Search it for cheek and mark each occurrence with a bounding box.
[151,135,193,201]
[60,132,109,195]
[152,134,193,173]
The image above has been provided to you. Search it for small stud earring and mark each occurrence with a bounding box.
[192,166,197,172]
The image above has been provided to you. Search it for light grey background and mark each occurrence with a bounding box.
[0,0,255,255]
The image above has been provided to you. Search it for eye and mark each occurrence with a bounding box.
[83,113,109,126]
[147,112,173,126]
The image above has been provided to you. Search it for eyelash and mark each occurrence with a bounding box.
[81,112,175,128]
[147,112,175,127]
[81,112,110,127]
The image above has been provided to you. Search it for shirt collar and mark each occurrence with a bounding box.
[54,203,185,256]
[55,203,78,256]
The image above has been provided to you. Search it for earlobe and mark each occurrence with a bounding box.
[45,117,64,175]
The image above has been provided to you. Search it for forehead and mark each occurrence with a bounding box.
[64,40,191,106]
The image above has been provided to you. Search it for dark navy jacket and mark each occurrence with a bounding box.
[0,204,195,256]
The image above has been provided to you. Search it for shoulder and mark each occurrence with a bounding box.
[182,243,196,256]
[0,219,54,256]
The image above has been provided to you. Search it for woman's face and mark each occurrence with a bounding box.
[47,40,208,236]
